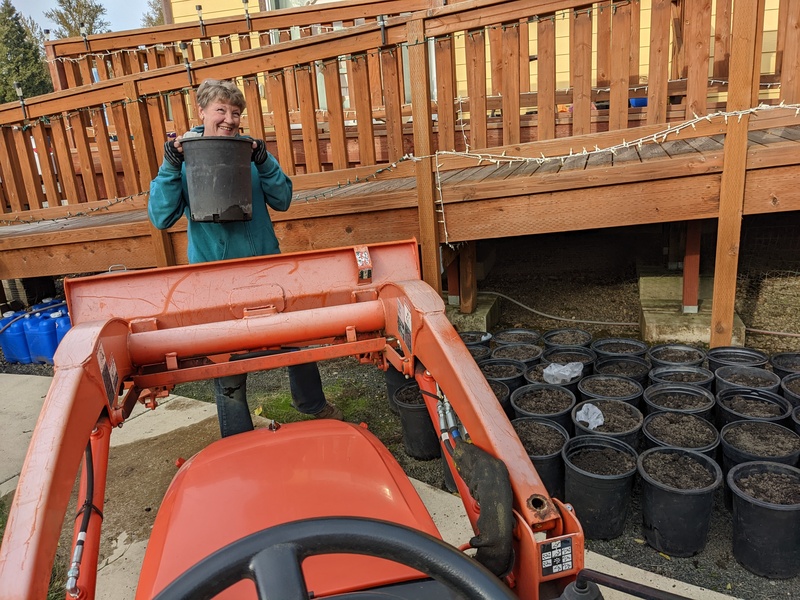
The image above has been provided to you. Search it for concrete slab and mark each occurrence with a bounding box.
[640,299,746,345]
[446,293,502,333]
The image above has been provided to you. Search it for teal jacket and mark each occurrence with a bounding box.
[148,127,293,264]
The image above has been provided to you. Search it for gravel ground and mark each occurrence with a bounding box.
[4,226,800,598]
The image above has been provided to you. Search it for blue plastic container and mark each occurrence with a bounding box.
[52,310,72,345]
[23,313,58,365]
[1,311,32,364]
[31,298,62,314]
[629,97,648,108]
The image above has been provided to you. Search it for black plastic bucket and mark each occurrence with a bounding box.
[794,406,800,435]
[643,383,715,422]
[780,373,800,408]
[486,378,512,418]
[459,331,493,347]
[770,352,800,380]
[490,343,543,368]
[637,447,722,557]
[706,346,769,372]
[590,337,648,358]
[715,365,781,396]
[571,398,643,450]
[562,436,638,540]
[383,364,408,415]
[594,355,651,385]
[715,388,793,429]
[511,417,569,500]
[646,344,706,369]
[642,411,720,460]
[492,328,541,347]
[577,374,643,409]
[541,345,597,377]
[478,358,527,393]
[542,327,592,349]
[182,136,254,222]
[393,381,440,460]
[728,461,800,579]
[719,420,800,510]
[510,384,576,435]
[524,363,582,396]
[648,365,715,390]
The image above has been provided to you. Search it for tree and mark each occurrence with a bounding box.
[44,0,110,39]
[141,0,164,28]
[0,0,52,103]
[20,14,46,57]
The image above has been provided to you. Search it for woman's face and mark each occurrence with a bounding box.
[199,100,242,136]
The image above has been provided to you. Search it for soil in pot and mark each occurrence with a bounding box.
[479,358,526,392]
[541,346,597,376]
[573,399,643,449]
[770,352,800,379]
[569,446,636,475]
[638,448,722,557]
[543,328,592,348]
[643,411,718,457]
[728,462,800,579]
[578,374,643,408]
[511,384,576,434]
[469,345,492,362]
[706,346,768,372]
[490,343,543,367]
[643,383,715,421]
[715,388,791,428]
[459,331,492,347]
[590,337,648,358]
[646,344,705,368]
[594,356,650,384]
[512,417,569,499]
[492,328,541,347]
[486,378,512,418]
[781,373,800,408]
[524,363,581,395]
[715,365,780,395]
[648,365,715,390]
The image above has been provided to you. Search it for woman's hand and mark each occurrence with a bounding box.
[163,138,185,168]
[251,139,268,165]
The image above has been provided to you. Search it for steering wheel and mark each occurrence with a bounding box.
[154,516,517,600]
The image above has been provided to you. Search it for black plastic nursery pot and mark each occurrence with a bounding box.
[182,136,254,222]
[637,447,722,557]
[770,352,800,380]
[577,374,643,409]
[714,365,781,396]
[571,399,643,450]
[642,383,715,422]
[510,384,577,435]
[728,461,800,579]
[589,337,648,358]
[468,345,492,362]
[490,343,543,368]
[715,387,793,429]
[719,420,800,510]
[459,330,493,347]
[486,378,512,419]
[646,343,706,369]
[478,358,527,393]
[511,417,569,500]
[642,411,720,460]
[706,345,769,372]
[393,381,440,460]
[794,406,800,436]
[383,364,408,416]
[562,436,638,540]
[492,328,541,347]
[524,363,582,396]
[648,365,715,391]
[594,355,651,385]
[542,327,592,349]
[781,372,800,408]
[541,345,598,377]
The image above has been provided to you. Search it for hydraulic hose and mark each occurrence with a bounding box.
[66,441,97,598]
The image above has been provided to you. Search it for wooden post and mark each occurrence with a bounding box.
[124,80,175,268]
[459,240,477,314]
[408,18,441,295]
[682,220,701,313]
[710,0,763,347]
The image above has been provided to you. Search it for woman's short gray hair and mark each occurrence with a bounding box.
[196,79,246,111]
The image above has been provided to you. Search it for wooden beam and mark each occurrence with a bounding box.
[408,18,441,295]
[459,240,477,314]
[710,0,761,347]
[647,0,671,125]
[536,14,555,141]
[682,220,701,312]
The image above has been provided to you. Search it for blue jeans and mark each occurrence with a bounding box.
[214,362,327,437]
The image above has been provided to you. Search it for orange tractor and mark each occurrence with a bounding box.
[0,240,685,599]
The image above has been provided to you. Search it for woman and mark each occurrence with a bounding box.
[149,78,342,437]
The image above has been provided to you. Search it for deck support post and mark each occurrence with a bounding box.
[710,0,764,346]
[408,18,441,295]
[682,220,701,313]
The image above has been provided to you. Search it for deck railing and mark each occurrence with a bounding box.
[1,0,798,298]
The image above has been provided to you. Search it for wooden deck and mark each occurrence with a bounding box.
[3,124,799,278]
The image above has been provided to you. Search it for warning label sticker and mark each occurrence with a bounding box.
[540,538,573,576]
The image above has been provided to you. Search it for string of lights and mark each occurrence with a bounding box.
[0,192,148,226]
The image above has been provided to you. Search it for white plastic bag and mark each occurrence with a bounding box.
[542,362,583,384]
[575,403,605,430]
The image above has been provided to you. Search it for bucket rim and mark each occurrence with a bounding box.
[637,446,722,495]
[727,461,800,510]
[561,435,638,479]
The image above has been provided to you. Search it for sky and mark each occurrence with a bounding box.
[11,0,146,33]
